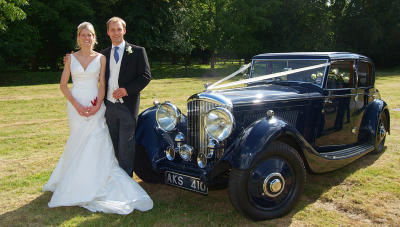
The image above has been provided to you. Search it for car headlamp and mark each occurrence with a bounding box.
[204,107,234,141]
[156,102,181,131]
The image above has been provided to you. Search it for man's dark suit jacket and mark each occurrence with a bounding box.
[101,42,151,119]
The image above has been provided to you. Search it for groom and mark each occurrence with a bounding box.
[101,17,151,177]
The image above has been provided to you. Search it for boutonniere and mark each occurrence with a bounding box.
[126,46,133,54]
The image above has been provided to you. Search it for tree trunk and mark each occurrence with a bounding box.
[210,52,215,70]
[171,54,178,65]
[184,55,190,76]
[184,55,191,66]
[200,50,210,65]
[30,58,39,72]
[50,58,59,71]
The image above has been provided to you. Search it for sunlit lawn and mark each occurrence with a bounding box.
[0,64,399,226]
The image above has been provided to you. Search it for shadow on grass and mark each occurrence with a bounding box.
[0,149,385,226]
[293,147,386,212]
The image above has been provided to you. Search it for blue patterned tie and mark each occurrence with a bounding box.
[114,46,119,63]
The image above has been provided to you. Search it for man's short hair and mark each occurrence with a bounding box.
[106,17,126,30]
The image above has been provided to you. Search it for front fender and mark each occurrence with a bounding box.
[135,106,187,167]
[227,116,306,170]
[359,99,390,143]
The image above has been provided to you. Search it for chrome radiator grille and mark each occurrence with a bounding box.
[187,100,223,160]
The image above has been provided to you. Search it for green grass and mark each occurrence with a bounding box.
[0,65,399,226]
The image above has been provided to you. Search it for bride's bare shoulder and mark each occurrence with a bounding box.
[97,53,106,63]
[93,51,104,58]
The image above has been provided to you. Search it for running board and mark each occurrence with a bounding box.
[320,144,374,160]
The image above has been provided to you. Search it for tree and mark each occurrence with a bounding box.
[0,0,28,31]
[261,0,334,53]
[223,0,280,61]
[0,0,95,70]
[332,0,400,66]
[191,0,231,69]
[167,0,195,68]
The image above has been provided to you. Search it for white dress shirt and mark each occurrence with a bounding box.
[107,40,126,103]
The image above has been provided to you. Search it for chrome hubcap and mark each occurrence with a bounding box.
[263,173,285,197]
[270,179,282,193]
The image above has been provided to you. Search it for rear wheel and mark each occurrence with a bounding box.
[134,144,162,183]
[371,113,387,154]
[228,141,306,221]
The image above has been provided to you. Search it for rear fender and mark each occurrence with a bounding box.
[359,99,390,143]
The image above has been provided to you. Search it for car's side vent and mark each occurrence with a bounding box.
[275,110,298,126]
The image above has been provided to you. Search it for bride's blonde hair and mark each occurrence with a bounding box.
[76,22,98,49]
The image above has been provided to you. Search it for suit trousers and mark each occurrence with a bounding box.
[105,100,136,177]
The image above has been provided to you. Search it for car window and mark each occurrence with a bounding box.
[326,61,354,89]
[251,59,328,86]
[357,61,372,87]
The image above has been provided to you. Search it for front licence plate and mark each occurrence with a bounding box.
[165,171,208,194]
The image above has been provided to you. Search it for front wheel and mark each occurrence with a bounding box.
[134,144,162,183]
[228,141,306,221]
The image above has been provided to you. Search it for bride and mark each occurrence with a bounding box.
[42,22,153,214]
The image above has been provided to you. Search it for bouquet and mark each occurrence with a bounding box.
[91,97,98,106]
[85,97,98,121]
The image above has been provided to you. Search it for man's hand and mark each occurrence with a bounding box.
[113,88,128,100]
[63,51,74,65]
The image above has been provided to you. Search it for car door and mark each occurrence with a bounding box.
[353,60,374,141]
[315,60,358,149]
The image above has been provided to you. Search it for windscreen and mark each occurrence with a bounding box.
[251,59,328,86]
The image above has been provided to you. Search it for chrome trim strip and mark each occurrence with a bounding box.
[188,93,233,108]
[231,93,363,106]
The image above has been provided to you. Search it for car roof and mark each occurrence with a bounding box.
[252,52,372,62]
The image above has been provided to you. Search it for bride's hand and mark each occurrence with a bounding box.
[87,104,100,116]
[75,104,90,117]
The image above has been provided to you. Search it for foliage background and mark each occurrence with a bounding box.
[0,0,399,71]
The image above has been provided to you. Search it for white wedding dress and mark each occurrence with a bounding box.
[43,54,153,214]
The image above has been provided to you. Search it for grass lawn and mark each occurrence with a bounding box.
[0,64,399,226]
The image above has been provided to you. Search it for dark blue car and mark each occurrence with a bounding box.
[133,52,390,220]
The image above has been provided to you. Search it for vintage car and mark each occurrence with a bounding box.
[133,52,390,220]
